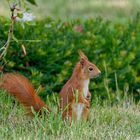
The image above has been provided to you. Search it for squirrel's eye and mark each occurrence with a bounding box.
[88,67,93,71]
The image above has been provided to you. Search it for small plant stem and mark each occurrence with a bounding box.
[0,3,16,60]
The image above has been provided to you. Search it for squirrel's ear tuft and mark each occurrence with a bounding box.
[80,58,86,67]
[78,50,88,60]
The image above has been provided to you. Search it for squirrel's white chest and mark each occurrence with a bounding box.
[76,79,89,120]
[83,79,89,98]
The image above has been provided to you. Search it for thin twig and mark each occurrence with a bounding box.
[0,3,17,60]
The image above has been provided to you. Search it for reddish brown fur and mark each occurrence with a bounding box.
[0,73,51,116]
[60,51,101,122]
[0,51,100,123]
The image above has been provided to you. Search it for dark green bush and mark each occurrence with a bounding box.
[0,13,140,102]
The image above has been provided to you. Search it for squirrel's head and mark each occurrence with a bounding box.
[78,51,101,79]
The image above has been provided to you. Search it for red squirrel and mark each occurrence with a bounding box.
[0,51,101,122]
[60,51,101,122]
[0,73,51,116]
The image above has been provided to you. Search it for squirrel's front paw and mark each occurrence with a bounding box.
[84,100,90,109]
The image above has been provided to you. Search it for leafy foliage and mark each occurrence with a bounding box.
[26,0,37,5]
[0,13,140,102]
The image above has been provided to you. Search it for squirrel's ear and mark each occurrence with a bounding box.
[80,58,86,67]
[78,50,88,60]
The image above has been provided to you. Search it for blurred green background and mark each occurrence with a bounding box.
[0,0,140,103]
[0,0,140,21]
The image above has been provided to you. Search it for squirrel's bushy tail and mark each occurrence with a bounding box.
[0,73,51,116]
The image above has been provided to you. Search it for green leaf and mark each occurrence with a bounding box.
[26,0,37,5]
[17,13,23,19]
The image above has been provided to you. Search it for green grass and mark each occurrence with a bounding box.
[0,90,140,140]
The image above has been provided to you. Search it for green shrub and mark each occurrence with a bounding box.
[0,13,140,102]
